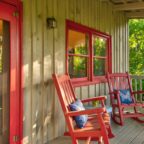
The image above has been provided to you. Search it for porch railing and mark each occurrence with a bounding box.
[131,75,144,102]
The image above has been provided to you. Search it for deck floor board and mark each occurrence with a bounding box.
[49,118,144,144]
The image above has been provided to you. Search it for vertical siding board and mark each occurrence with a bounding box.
[88,0,92,27]
[65,0,69,19]
[46,0,55,140]
[83,0,88,26]
[92,0,96,29]
[53,0,58,138]
[41,0,47,143]
[113,13,117,73]
[81,86,89,99]
[109,3,113,35]
[75,0,81,23]
[99,2,102,31]
[33,0,43,143]
[73,0,76,22]
[117,13,120,72]
[80,0,84,24]
[125,18,129,72]
[78,0,81,24]
[122,14,126,72]
[69,0,74,21]
[106,3,110,34]
[23,0,33,143]
[89,85,95,98]
[92,0,95,28]
[124,17,126,72]
[102,1,106,31]
[95,0,98,29]
[31,0,37,143]
[95,84,100,96]
[119,14,122,72]
[115,13,118,72]
[54,0,66,137]
[75,87,81,99]
[43,4,49,143]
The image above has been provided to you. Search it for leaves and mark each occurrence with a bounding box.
[129,19,144,75]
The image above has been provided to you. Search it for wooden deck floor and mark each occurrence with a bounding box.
[49,118,144,144]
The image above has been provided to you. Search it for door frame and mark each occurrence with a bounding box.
[0,1,22,144]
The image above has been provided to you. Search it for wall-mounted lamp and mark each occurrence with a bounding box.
[47,17,57,29]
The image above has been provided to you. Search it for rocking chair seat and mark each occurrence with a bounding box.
[70,111,112,140]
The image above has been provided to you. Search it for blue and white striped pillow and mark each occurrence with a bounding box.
[70,99,88,128]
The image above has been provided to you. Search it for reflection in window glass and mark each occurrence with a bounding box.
[93,36,106,56]
[94,58,105,76]
[68,30,88,55]
[69,56,88,78]
[68,29,89,78]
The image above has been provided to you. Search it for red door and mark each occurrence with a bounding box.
[0,2,21,144]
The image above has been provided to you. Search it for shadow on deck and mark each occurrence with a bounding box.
[49,118,144,144]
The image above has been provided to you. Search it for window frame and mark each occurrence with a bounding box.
[66,20,112,86]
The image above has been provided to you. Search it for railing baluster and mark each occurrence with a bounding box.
[131,75,144,102]
[140,78,142,101]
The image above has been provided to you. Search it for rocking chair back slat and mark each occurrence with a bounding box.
[53,74,76,113]
[109,75,130,91]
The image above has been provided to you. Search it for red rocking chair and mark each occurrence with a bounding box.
[107,72,144,126]
[52,74,114,144]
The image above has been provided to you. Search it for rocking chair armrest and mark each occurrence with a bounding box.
[81,96,107,103]
[66,107,105,117]
[132,90,144,95]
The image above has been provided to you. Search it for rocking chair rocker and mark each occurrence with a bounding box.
[107,72,144,126]
[52,74,114,144]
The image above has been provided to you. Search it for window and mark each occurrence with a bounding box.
[66,20,112,85]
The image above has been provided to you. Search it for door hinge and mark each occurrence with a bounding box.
[13,135,19,142]
[13,11,19,17]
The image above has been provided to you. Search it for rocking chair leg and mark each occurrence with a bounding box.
[107,126,115,138]
[119,107,124,125]
[86,137,91,144]
[72,138,78,144]
[98,136,103,144]
[134,106,138,113]
[102,133,109,144]
[112,107,124,126]
[131,106,144,123]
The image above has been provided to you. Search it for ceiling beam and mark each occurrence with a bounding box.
[114,2,144,11]
[126,11,144,18]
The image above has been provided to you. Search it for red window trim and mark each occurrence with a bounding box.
[66,20,112,86]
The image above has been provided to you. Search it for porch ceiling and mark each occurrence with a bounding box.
[104,0,144,18]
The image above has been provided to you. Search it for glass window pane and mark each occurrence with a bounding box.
[68,30,89,55]
[93,36,106,56]
[68,56,88,78]
[94,58,106,76]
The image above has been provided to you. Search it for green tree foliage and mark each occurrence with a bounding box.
[129,19,144,97]
[129,19,144,75]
